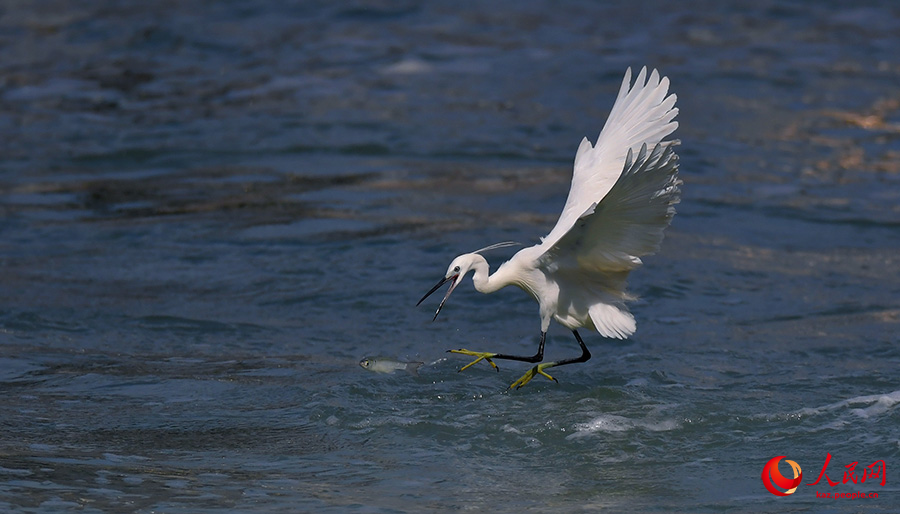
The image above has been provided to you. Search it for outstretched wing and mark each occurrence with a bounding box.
[539,142,680,339]
[531,68,680,339]
[544,142,681,273]
[539,67,679,253]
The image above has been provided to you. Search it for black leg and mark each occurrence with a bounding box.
[490,331,546,363]
[508,330,591,389]
[448,332,546,372]
[552,330,591,366]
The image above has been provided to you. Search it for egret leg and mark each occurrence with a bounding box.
[448,332,546,373]
[509,330,591,389]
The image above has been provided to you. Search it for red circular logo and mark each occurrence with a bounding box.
[762,456,803,496]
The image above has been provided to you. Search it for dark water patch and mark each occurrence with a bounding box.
[0,166,390,231]
[133,315,266,335]
[0,311,93,335]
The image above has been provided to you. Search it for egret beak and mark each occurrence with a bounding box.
[417,274,460,321]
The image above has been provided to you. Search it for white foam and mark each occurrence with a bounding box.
[382,58,432,75]
[797,390,900,419]
[566,414,681,439]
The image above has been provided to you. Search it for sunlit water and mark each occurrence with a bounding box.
[2,1,899,512]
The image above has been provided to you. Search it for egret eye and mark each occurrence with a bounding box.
[453,266,460,273]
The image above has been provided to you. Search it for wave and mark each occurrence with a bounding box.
[566,414,681,439]
[796,389,900,419]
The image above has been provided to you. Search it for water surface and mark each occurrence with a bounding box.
[2,1,899,512]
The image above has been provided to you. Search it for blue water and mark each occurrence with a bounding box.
[2,1,899,512]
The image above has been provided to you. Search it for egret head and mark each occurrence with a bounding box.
[416,242,520,321]
[416,253,479,321]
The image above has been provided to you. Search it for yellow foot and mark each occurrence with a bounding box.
[509,362,558,390]
[447,349,499,372]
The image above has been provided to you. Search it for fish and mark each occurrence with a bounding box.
[359,357,424,376]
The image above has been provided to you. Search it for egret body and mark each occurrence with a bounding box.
[418,67,681,389]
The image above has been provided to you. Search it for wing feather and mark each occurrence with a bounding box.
[547,142,681,273]
[540,67,678,251]
[524,67,680,339]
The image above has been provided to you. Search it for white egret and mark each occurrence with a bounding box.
[418,67,681,389]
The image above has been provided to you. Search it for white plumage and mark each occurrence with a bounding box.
[418,66,681,388]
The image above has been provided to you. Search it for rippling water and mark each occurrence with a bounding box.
[2,1,899,512]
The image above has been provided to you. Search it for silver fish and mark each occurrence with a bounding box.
[359,357,423,376]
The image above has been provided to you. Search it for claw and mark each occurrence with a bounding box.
[509,362,558,390]
[447,348,499,372]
